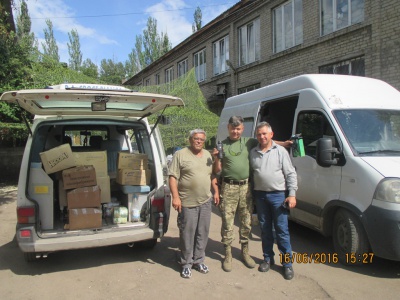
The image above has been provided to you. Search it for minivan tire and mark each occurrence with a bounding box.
[333,209,370,265]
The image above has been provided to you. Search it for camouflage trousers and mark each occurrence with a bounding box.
[219,181,253,246]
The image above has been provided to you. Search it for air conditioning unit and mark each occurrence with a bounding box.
[216,84,227,95]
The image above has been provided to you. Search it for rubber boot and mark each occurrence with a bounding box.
[222,245,232,272]
[241,243,256,268]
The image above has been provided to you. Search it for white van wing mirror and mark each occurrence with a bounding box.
[316,138,339,167]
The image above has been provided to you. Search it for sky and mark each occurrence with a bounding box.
[17,0,237,66]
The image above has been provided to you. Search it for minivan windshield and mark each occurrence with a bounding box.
[334,109,400,156]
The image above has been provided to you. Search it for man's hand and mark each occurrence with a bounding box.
[172,196,182,213]
[285,196,296,209]
[213,192,220,206]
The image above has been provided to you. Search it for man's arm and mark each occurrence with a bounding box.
[280,148,298,208]
[275,140,293,148]
[169,175,182,212]
[211,175,220,206]
[211,148,222,174]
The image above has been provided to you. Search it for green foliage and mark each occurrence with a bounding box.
[126,17,172,76]
[192,6,202,33]
[132,68,219,152]
[0,122,28,147]
[41,19,59,63]
[99,59,126,85]
[67,29,82,71]
[81,58,99,78]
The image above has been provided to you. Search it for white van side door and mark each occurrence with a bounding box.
[291,110,342,229]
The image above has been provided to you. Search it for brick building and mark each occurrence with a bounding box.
[123,0,400,115]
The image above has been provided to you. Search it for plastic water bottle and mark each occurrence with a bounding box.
[132,194,140,222]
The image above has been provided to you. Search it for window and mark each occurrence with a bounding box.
[238,83,260,94]
[155,73,160,85]
[273,0,303,53]
[319,56,365,76]
[178,59,188,77]
[165,67,174,84]
[194,49,206,82]
[145,78,151,86]
[238,18,260,66]
[296,111,338,157]
[213,36,229,75]
[321,0,364,36]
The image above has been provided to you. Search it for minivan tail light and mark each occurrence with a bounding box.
[17,207,35,224]
[152,198,165,212]
[19,229,32,238]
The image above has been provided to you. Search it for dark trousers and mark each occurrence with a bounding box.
[178,199,212,268]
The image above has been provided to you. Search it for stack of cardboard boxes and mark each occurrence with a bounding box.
[39,143,111,230]
[61,165,102,230]
[116,152,151,186]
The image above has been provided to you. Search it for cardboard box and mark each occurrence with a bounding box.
[59,179,67,208]
[97,176,111,203]
[62,165,97,190]
[116,169,151,186]
[73,151,108,177]
[67,185,101,209]
[117,152,148,170]
[40,143,76,174]
[68,208,102,230]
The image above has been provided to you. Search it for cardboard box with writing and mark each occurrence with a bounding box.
[62,165,97,190]
[67,185,101,209]
[73,151,108,177]
[68,208,102,230]
[117,152,148,170]
[116,169,151,186]
[40,143,76,174]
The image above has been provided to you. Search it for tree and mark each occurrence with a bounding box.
[99,58,125,85]
[16,0,36,57]
[0,0,15,33]
[0,0,31,91]
[192,6,202,33]
[127,17,171,75]
[81,58,98,79]
[41,19,59,62]
[67,28,82,71]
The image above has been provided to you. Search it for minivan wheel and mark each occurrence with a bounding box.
[333,209,370,265]
[24,252,38,262]
[135,238,158,249]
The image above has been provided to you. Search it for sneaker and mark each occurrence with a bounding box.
[193,263,209,274]
[283,266,294,280]
[181,267,192,279]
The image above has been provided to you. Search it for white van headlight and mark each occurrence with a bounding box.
[374,178,400,203]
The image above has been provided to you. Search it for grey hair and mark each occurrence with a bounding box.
[228,116,244,127]
[256,121,273,132]
[189,128,206,138]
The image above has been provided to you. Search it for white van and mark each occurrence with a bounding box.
[217,74,400,264]
[0,83,184,262]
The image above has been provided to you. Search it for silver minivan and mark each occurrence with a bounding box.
[0,83,183,262]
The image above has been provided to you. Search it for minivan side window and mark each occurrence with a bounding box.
[296,111,338,157]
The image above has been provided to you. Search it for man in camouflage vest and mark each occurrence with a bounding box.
[213,116,258,271]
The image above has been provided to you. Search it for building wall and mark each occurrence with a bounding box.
[124,0,400,115]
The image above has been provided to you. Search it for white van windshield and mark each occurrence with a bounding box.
[334,109,400,156]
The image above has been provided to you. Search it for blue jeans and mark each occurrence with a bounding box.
[254,190,292,267]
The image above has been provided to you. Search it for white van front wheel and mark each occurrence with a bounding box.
[333,209,370,265]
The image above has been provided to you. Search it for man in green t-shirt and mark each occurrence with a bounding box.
[213,116,290,272]
[169,129,219,279]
